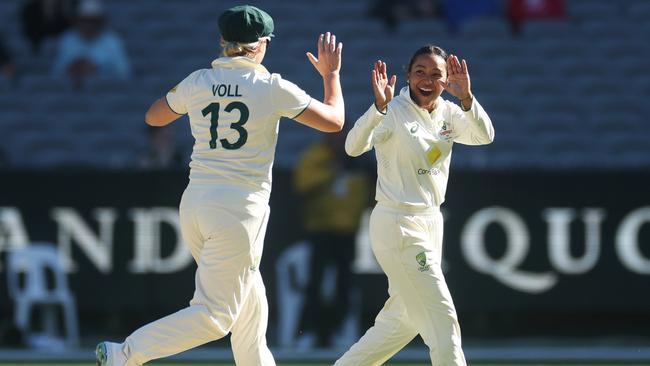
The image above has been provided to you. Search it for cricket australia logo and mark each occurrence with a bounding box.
[416,252,430,272]
[439,121,452,141]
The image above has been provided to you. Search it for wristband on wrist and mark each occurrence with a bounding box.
[460,94,473,111]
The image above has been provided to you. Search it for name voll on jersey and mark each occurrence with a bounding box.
[212,84,242,97]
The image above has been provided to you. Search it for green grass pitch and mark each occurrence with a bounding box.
[0,363,643,366]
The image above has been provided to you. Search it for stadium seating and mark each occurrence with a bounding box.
[0,0,648,169]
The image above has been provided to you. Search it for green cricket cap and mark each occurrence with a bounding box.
[218,5,274,43]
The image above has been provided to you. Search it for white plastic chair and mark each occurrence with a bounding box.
[6,243,79,348]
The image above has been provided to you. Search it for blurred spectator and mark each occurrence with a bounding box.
[52,0,130,89]
[507,0,566,33]
[293,133,371,347]
[139,125,183,169]
[441,0,499,32]
[0,34,17,81]
[369,0,441,31]
[21,0,77,54]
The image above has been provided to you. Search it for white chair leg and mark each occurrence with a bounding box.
[14,300,31,333]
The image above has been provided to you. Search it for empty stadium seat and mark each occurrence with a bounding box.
[567,0,622,22]
[460,17,511,39]
[521,20,576,40]
[623,1,650,23]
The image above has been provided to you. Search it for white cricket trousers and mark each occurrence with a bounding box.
[118,184,275,366]
[335,203,466,366]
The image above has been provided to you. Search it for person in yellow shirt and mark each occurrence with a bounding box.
[293,132,371,347]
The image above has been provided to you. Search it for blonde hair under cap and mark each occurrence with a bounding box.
[220,37,270,58]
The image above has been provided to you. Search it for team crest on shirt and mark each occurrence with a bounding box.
[439,121,452,141]
[416,252,430,272]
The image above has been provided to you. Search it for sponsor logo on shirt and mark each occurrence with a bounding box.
[410,124,419,134]
[427,145,441,165]
[417,168,440,176]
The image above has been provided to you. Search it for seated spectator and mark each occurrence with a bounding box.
[52,0,130,89]
[21,0,77,54]
[441,0,500,32]
[507,0,566,33]
[0,34,17,81]
[369,0,441,31]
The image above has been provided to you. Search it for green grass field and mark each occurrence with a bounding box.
[0,363,644,366]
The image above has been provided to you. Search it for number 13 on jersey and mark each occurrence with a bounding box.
[201,101,249,150]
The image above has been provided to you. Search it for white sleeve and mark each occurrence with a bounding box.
[449,97,495,146]
[271,75,312,118]
[345,104,392,157]
[165,71,197,115]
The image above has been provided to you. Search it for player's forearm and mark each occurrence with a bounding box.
[345,104,384,157]
[145,97,182,126]
[458,98,495,145]
[321,72,345,125]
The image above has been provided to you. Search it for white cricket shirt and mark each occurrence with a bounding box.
[166,56,312,205]
[345,86,494,208]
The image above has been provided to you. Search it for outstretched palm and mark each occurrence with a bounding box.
[439,54,472,100]
[372,60,396,111]
[306,32,342,77]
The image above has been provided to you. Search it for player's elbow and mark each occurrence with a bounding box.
[485,130,495,144]
[332,112,346,132]
[144,111,157,126]
[320,111,345,132]
[345,147,361,157]
[144,114,164,127]
[316,115,345,133]
[344,142,362,157]
[328,118,345,133]
[294,103,344,132]
[145,110,172,127]
[473,129,495,145]
[318,105,345,132]
[145,98,180,126]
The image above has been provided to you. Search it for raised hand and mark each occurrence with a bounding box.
[372,60,396,111]
[438,54,472,102]
[306,32,343,77]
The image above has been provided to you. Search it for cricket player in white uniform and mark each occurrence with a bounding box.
[336,46,494,366]
[95,5,345,366]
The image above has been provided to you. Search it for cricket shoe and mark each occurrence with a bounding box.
[96,341,126,366]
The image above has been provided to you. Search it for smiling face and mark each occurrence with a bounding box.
[407,51,447,111]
